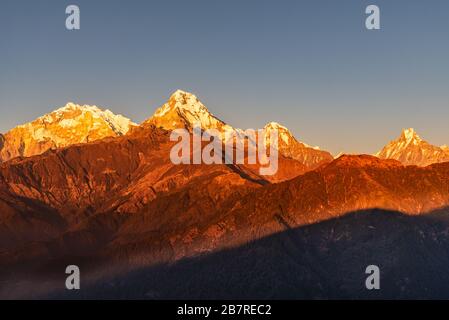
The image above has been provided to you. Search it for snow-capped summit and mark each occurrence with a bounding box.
[157,90,209,117]
[41,102,135,135]
[400,128,422,145]
[0,103,136,162]
[147,90,230,133]
[376,128,449,166]
[264,122,288,131]
[263,122,296,145]
[146,90,333,170]
[262,121,333,169]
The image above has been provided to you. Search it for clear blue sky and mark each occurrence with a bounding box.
[1,0,448,154]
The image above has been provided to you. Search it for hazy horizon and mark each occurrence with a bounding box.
[1,0,449,155]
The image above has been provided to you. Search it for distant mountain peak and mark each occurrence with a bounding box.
[400,128,422,144]
[263,122,321,151]
[263,122,293,145]
[170,89,196,101]
[260,121,332,168]
[34,102,137,138]
[167,90,207,113]
[50,102,109,118]
[148,90,227,131]
[264,122,289,131]
[0,103,135,162]
[376,128,449,166]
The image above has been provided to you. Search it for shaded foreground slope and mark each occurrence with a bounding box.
[50,208,449,299]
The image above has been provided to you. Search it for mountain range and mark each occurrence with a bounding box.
[1,90,448,168]
[1,90,449,299]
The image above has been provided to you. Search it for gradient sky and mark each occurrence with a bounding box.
[1,0,448,155]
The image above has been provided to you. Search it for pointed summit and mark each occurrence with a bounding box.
[263,122,294,146]
[400,128,422,144]
[264,122,289,131]
[166,90,207,114]
[146,90,333,171]
[169,89,197,102]
[146,90,229,132]
[171,89,190,97]
[376,128,449,166]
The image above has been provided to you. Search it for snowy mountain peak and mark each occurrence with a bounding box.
[148,90,227,131]
[159,89,219,120]
[400,128,421,144]
[261,120,332,166]
[53,102,106,116]
[264,122,289,131]
[146,90,332,170]
[168,90,205,112]
[263,122,294,146]
[376,129,449,166]
[262,122,321,151]
[36,102,136,136]
[0,103,136,162]
[170,89,196,101]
